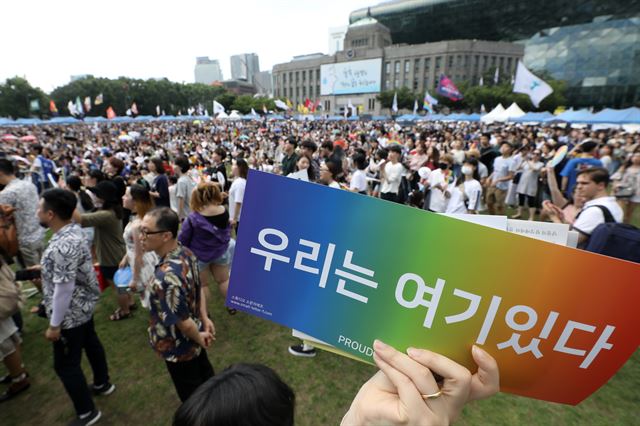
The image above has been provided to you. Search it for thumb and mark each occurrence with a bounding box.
[468,345,500,402]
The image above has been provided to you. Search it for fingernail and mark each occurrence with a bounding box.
[373,339,389,351]
[472,345,487,360]
[407,347,420,358]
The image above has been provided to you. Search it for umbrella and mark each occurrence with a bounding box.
[238,135,250,140]
[118,135,133,141]
[1,134,17,141]
[19,135,37,142]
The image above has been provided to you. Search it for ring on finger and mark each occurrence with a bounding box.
[421,390,443,400]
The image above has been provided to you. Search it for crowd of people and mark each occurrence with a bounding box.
[0,116,638,425]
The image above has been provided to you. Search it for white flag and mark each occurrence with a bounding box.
[392,92,398,113]
[67,100,77,116]
[213,100,225,115]
[479,76,483,87]
[156,105,161,116]
[274,99,289,110]
[513,61,553,108]
[250,108,258,116]
[494,67,500,84]
[413,99,418,115]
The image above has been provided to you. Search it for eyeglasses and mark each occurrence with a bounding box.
[139,228,169,237]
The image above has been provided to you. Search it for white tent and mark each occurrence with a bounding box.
[504,102,525,119]
[480,104,506,123]
[216,111,229,119]
[228,110,242,120]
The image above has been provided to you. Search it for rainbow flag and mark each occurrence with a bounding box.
[423,90,438,113]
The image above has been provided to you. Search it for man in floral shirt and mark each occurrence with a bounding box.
[140,207,215,402]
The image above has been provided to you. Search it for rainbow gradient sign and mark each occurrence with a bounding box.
[227,170,640,405]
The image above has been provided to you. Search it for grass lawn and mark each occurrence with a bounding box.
[2,207,639,425]
[1,285,639,426]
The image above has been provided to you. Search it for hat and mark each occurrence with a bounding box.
[89,181,119,202]
[333,139,347,149]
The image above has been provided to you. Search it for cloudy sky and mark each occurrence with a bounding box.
[1,0,376,92]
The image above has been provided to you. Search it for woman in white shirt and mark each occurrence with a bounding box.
[229,158,248,234]
[320,160,342,189]
[513,150,544,220]
[445,159,483,214]
[428,154,454,212]
[349,153,368,194]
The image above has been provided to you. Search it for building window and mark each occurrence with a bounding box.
[302,86,306,96]
[325,100,330,111]
[316,69,320,80]
[395,61,400,73]
[309,86,314,97]
[368,98,375,110]
[474,55,479,69]
[316,85,320,96]
[491,56,496,66]
[424,57,431,71]
[385,62,391,74]
[507,57,513,71]
[385,79,390,89]
[499,57,504,70]
[309,70,313,82]
[394,77,399,88]
[295,87,299,97]
[413,79,419,90]
[482,56,488,70]
[456,55,462,66]
[464,55,469,67]
[435,57,442,69]
[424,77,429,88]
[448,56,454,68]
[404,60,410,73]
[283,88,287,97]
[414,58,420,72]
[289,72,293,83]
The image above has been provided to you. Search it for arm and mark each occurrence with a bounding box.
[176,318,210,348]
[177,216,193,247]
[545,167,568,207]
[49,280,75,328]
[74,210,111,228]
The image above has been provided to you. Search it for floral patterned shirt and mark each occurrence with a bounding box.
[0,178,45,246]
[148,244,202,362]
[41,223,100,329]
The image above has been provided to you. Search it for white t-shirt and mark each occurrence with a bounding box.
[328,181,341,189]
[229,177,247,221]
[350,170,368,192]
[168,184,178,213]
[380,162,404,194]
[428,168,451,213]
[444,180,483,214]
[572,196,624,236]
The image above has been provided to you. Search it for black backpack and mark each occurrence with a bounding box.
[581,205,640,263]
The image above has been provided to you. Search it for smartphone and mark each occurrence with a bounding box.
[15,269,41,281]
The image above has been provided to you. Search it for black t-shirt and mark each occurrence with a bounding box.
[203,209,230,229]
[208,164,229,191]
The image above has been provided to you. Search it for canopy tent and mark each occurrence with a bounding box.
[227,111,242,120]
[504,102,526,119]
[545,108,595,124]
[396,114,421,122]
[442,113,481,122]
[371,115,391,121]
[589,107,640,124]
[480,104,506,123]
[509,112,554,123]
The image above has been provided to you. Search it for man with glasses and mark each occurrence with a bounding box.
[139,207,215,402]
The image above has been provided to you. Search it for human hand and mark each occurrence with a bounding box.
[45,326,61,342]
[229,218,237,227]
[341,340,499,426]
[119,257,128,269]
[203,317,216,341]
[444,190,451,199]
[198,331,214,348]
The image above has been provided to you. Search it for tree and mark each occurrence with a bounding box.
[0,77,49,118]
[377,87,421,112]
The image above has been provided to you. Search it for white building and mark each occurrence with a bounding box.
[194,57,223,84]
[230,53,260,83]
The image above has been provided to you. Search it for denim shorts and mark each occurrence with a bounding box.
[197,239,235,270]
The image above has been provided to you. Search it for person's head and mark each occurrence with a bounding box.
[296,155,310,171]
[0,159,16,185]
[233,158,249,179]
[149,157,165,174]
[38,189,77,229]
[174,156,191,175]
[285,137,297,155]
[190,182,224,212]
[439,154,454,170]
[172,363,295,426]
[353,153,367,171]
[66,175,83,192]
[320,160,340,184]
[32,144,44,156]
[106,157,125,176]
[631,152,640,166]
[576,167,610,201]
[213,147,226,164]
[388,145,402,163]
[320,141,333,158]
[461,158,480,181]
[140,207,179,254]
[579,140,598,155]
[499,141,513,157]
[301,140,317,158]
[123,184,154,217]
[85,169,104,188]
[89,181,123,219]
[480,133,490,147]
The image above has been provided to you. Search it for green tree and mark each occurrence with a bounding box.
[0,77,49,118]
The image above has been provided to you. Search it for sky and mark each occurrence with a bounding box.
[0,0,376,92]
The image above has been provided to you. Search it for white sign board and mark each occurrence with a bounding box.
[320,58,382,95]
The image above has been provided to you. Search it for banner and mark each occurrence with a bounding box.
[321,58,382,95]
[436,74,464,101]
[228,170,640,405]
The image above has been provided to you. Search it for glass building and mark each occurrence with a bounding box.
[525,17,640,108]
[351,1,640,107]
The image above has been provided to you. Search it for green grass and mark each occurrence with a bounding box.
[2,286,639,426]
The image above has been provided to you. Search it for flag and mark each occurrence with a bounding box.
[29,99,40,112]
[347,99,356,116]
[106,106,116,119]
[251,108,258,116]
[67,100,76,116]
[436,74,464,101]
[391,92,398,113]
[494,67,500,84]
[412,99,418,115]
[213,100,225,114]
[314,100,322,112]
[479,76,483,87]
[304,98,312,109]
[49,100,58,115]
[155,105,160,116]
[75,96,84,116]
[131,102,138,116]
[274,99,289,110]
[126,109,132,116]
[84,96,91,112]
[511,74,515,85]
[513,61,553,108]
[423,90,438,113]
[263,104,268,114]
[481,104,486,114]
[94,93,103,105]
[286,98,293,108]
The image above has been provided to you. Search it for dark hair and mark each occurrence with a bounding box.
[388,145,402,155]
[88,169,105,183]
[41,189,77,221]
[377,148,389,161]
[33,144,44,155]
[151,157,166,174]
[324,159,341,179]
[301,139,317,153]
[463,158,481,181]
[577,167,610,186]
[108,157,125,175]
[169,175,178,185]
[320,141,333,152]
[130,184,154,218]
[175,156,191,174]
[214,147,227,160]
[236,158,249,179]
[172,364,295,426]
[353,153,367,170]
[0,159,15,175]
[67,175,94,212]
[287,136,298,147]
[146,207,179,239]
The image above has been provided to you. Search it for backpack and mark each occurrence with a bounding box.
[582,205,640,263]
[0,261,22,319]
[0,204,19,259]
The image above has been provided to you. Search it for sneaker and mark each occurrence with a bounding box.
[68,409,101,426]
[288,344,317,358]
[92,382,116,396]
